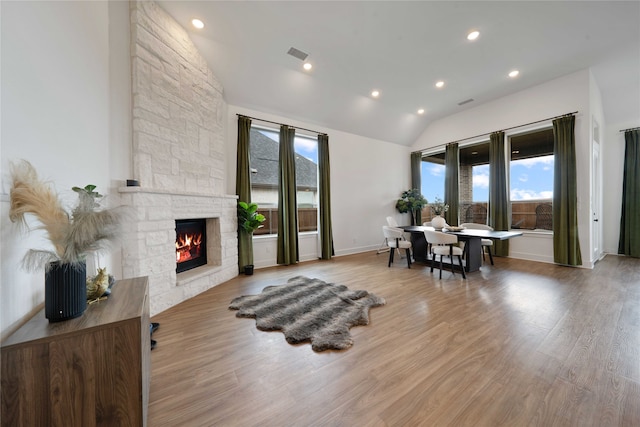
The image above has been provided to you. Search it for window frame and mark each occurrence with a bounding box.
[417,124,555,232]
[248,125,319,236]
[505,122,554,232]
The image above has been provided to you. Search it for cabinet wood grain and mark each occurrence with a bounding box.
[1,276,150,427]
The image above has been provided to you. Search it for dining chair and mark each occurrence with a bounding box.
[422,221,432,253]
[377,216,402,254]
[460,223,494,265]
[424,230,466,279]
[387,216,408,257]
[382,226,412,268]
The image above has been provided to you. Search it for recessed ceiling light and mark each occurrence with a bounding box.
[417,109,425,115]
[371,90,380,98]
[509,70,520,78]
[435,81,445,88]
[467,31,480,41]
[191,19,204,29]
[303,62,312,71]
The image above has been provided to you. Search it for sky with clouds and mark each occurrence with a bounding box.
[421,155,554,203]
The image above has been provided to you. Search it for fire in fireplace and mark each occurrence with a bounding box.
[175,219,207,273]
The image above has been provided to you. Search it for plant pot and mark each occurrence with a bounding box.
[45,261,87,322]
[244,265,254,275]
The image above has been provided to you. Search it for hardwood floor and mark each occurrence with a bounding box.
[147,252,640,426]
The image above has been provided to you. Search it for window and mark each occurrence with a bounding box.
[509,128,554,230]
[420,152,445,221]
[460,141,490,224]
[418,128,554,229]
[249,126,318,235]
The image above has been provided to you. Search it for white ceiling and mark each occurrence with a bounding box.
[158,1,640,146]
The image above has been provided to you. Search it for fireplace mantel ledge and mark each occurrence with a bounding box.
[118,186,238,200]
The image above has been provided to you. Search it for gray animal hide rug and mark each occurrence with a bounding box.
[229,276,386,352]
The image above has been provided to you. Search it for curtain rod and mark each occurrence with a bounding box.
[619,126,640,132]
[411,111,578,154]
[237,114,327,136]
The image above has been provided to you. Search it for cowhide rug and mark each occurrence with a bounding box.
[229,276,386,352]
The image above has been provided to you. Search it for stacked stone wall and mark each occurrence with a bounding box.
[119,1,236,316]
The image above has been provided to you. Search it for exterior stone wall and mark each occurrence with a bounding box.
[120,1,237,316]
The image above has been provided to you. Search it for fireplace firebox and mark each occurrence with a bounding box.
[175,219,207,273]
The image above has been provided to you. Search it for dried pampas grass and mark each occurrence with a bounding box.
[9,160,126,271]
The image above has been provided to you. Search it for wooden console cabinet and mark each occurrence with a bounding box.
[1,276,150,427]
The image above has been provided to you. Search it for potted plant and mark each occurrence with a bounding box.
[395,189,428,226]
[237,201,265,275]
[430,197,449,229]
[8,160,125,321]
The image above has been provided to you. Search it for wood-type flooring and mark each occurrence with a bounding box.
[148,252,640,426]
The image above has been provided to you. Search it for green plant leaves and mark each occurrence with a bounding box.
[238,201,265,234]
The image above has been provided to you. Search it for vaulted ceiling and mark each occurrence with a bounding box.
[158,1,640,146]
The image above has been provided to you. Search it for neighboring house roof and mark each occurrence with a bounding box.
[250,129,317,191]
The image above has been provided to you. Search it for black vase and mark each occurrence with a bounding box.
[244,265,254,275]
[45,261,87,322]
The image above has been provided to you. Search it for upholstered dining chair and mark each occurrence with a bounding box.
[460,223,494,265]
[382,226,412,268]
[377,216,403,254]
[424,230,466,279]
[387,216,408,257]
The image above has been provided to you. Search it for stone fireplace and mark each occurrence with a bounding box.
[118,188,237,315]
[119,1,237,316]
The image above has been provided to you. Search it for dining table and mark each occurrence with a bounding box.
[399,225,523,272]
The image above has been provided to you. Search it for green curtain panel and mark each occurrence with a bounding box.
[277,125,299,265]
[444,144,459,226]
[318,134,334,259]
[618,129,640,257]
[552,115,582,266]
[236,116,253,272]
[411,152,423,225]
[489,131,509,256]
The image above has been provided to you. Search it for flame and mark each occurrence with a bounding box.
[176,232,203,263]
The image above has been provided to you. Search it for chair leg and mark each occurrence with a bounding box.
[377,238,390,254]
[405,248,411,268]
[439,257,443,279]
[487,246,494,265]
[458,255,466,279]
[388,248,394,267]
[430,253,434,273]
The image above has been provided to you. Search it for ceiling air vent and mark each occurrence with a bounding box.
[287,47,308,61]
[458,98,474,106]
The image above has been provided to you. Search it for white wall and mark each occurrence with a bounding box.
[413,70,594,267]
[0,1,128,337]
[225,106,411,268]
